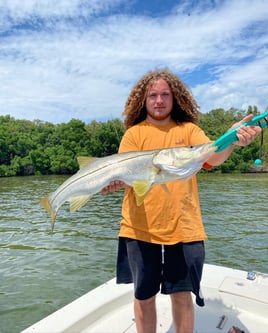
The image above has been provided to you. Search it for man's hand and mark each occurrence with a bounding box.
[231,114,262,147]
[101,181,127,195]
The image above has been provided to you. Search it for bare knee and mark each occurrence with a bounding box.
[136,295,156,303]
[170,291,193,307]
[134,295,156,311]
[134,296,157,333]
[170,292,194,333]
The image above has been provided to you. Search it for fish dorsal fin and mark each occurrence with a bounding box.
[70,195,92,212]
[77,156,97,169]
[132,181,153,206]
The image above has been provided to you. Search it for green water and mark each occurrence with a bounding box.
[0,174,267,333]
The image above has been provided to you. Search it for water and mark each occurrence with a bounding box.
[198,174,268,270]
[0,174,267,333]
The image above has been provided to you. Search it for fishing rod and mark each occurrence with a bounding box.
[213,111,268,165]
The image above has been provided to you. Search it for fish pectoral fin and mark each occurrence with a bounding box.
[135,195,146,206]
[132,181,153,206]
[77,156,97,168]
[70,195,92,212]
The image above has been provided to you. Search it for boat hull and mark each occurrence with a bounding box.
[21,264,268,333]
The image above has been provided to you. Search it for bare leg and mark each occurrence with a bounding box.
[134,295,157,333]
[170,291,194,333]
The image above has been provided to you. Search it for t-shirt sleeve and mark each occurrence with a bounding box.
[118,129,139,153]
[189,123,212,145]
[189,123,214,170]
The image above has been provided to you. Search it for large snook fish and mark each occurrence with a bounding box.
[40,142,216,230]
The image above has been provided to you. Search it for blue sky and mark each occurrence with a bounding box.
[0,0,267,124]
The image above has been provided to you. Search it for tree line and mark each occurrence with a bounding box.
[0,106,266,177]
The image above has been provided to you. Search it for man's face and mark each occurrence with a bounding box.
[146,79,173,125]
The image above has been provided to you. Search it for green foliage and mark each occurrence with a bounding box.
[86,119,125,157]
[0,116,125,176]
[0,105,267,176]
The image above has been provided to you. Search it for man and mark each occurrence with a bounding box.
[102,69,261,333]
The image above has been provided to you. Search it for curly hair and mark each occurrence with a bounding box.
[122,68,200,129]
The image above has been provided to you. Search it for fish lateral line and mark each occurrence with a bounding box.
[49,151,159,205]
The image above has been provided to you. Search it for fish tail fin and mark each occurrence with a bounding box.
[40,196,57,231]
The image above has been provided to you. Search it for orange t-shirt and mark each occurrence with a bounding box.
[118,120,211,245]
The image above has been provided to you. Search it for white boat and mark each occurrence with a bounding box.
[21,264,268,333]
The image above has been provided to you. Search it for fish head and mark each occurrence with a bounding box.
[153,143,216,180]
[173,142,216,165]
[154,143,215,167]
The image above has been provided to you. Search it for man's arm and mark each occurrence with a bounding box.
[206,114,262,167]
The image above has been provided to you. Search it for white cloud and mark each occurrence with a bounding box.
[0,0,267,123]
[194,38,268,112]
[0,0,123,22]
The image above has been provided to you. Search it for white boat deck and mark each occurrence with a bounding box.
[21,264,268,333]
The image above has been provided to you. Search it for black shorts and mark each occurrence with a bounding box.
[116,237,205,306]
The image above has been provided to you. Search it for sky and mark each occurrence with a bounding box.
[0,0,267,124]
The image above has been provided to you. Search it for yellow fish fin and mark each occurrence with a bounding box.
[70,195,92,212]
[132,181,153,206]
[77,156,97,168]
[135,194,147,206]
[40,196,57,231]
